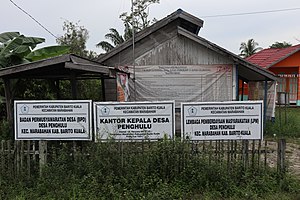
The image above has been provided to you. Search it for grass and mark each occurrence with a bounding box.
[0,106,300,199]
[265,107,300,139]
[1,140,300,199]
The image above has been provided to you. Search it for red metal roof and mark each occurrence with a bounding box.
[246,44,300,69]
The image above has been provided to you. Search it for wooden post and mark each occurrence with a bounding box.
[27,141,31,177]
[1,140,4,174]
[251,140,255,169]
[101,77,106,101]
[242,140,249,169]
[209,141,212,165]
[55,79,60,99]
[3,79,13,136]
[20,141,24,175]
[277,139,286,174]
[7,141,12,177]
[39,140,47,176]
[264,140,267,169]
[15,140,20,176]
[202,140,206,160]
[70,72,77,99]
[258,140,261,170]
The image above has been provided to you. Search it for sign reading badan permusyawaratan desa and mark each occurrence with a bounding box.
[181,101,263,141]
[94,101,175,141]
[14,100,92,140]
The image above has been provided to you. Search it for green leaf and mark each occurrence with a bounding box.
[20,35,45,49]
[25,45,70,61]
[0,32,20,43]
[0,37,24,58]
[14,45,31,58]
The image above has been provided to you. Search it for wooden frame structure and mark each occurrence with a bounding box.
[0,54,121,129]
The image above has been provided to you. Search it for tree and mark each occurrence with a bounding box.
[120,0,160,32]
[97,0,160,52]
[239,39,262,58]
[269,41,292,48]
[56,20,102,100]
[96,28,125,52]
[56,20,96,58]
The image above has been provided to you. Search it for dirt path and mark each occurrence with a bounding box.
[286,142,300,178]
[267,141,300,178]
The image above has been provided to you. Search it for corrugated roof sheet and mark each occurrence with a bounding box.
[246,44,300,68]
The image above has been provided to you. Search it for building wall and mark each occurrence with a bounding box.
[273,51,300,67]
[136,35,233,65]
[134,35,236,132]
[299,67,300,105]
[105,34,236,102]
[270,52,300,105]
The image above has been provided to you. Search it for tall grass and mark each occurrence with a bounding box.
[265,107,300,138]
[1,139,299,199]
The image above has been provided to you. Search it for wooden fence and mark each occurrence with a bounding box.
[0,139,286,178]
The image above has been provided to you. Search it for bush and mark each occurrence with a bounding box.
[0,119,11,140]
[265,108,300,138]
[1,140,300,199]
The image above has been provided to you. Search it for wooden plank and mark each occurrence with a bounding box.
[27,141,31,177]
[242,140,249,169]
[3,79,13,127]
[1,140,4,174]
[7,141,12,177]
[265,140,268,169]
[15,141,19,177]
[20,141,24,174]
[227,140,230,170]
[64,62,111,75]
[39,141,47,176]
[221,140,224,166]
[258,140,262,170]
[251,140,255,169]
[209,141,212,165]
[277,139,286,174]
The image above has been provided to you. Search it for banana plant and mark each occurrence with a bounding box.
[0,32,70,118]
[0,32,70,68]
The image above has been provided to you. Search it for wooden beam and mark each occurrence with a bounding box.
[101,77,106,101]
[70,72,77,99]
[55,79,60,100]
[64,62,110,75]
[3,78,13,135]
[0,54,71,77]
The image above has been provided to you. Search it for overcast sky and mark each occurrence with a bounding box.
[2,0,300,55]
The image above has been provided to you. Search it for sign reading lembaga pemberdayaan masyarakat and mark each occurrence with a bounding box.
[181,101,264,141]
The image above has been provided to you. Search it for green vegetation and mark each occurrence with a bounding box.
[239,39,262,58]
[264,107,300,139]
[1,140,299,199]
[269,41,292,48]
[97,0,160,52]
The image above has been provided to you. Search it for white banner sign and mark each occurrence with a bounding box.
[181,101,263,140]
[14,100,92,140]
[129,65,233,107]
[94,101,175,141]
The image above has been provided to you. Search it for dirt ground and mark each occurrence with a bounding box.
[267,141,300,179]
[286,142,300,178]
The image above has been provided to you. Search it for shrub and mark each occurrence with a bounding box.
[1,139,300,199]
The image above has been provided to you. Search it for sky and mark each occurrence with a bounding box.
[2,0,300,55]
